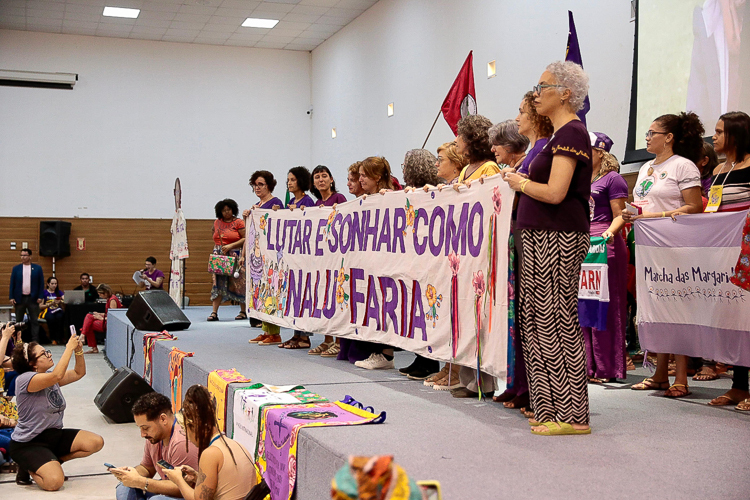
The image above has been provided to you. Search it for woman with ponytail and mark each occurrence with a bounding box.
[165,384,256,500]
[625,111,705,398]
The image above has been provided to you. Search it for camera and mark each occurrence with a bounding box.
[8,321,27,330]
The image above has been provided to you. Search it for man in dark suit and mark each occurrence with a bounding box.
[9,248,45,342]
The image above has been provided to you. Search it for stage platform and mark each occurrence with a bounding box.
[105,306,750,500]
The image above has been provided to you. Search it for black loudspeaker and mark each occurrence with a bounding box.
[126,290,191,332]
[39,221,72,257]
[94,367,154,423]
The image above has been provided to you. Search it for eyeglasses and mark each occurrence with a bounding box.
[532,84,565,94]
[251,183,267,189]
[40,350,52,358]
[645,130,668,139]
[436,156,445,162]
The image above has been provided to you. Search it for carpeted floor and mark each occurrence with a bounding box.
[100,306,750,500]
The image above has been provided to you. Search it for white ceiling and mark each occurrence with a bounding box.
[0,0,378,51]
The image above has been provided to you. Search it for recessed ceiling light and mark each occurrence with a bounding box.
[242,18,279,28]
[103,6,140,18]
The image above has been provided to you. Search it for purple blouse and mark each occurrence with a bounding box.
[315,192,347,207]
[517,137,549,176]
[260,197,284,210]
[286,194,315,210]
[590,171,629,223]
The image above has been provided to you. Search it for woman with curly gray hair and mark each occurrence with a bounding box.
[503,61,593,436]
[489,120,530,169]
[402,149,438,188]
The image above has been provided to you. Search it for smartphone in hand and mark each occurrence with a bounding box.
[104,463,117,469]
[157,459,174,470]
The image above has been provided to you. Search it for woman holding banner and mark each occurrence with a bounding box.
[503,61,592,435]
[340,157,397,370]
[443,114,500,397]
[279,167,315,350]
[487,119,532,409]
[307,165,347,357]
[246,171,285,346]
[624,112,704,398]
[705,111,750,410]
[581,133,628,383]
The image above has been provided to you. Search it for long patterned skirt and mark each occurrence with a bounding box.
[210,245,246,304]
[519,229,590,425]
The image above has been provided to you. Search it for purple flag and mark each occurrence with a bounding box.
[565,10,590,125]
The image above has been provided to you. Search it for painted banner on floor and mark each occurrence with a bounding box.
[245,177,513,378]
[635,210,750,365]
[232,384,328,460]
[258,402,385,500]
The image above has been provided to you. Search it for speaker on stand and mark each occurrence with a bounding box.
[126,290,191,332]
[39,221,71,257]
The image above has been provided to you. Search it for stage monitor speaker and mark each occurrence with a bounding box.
[94,367,154,423]
[39,220,71,257]
[126,290,191,332]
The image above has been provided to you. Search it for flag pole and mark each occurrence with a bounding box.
[421,109,442,149]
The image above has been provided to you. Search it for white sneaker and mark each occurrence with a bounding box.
[354,353,394,370]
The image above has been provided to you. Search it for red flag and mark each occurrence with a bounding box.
[441,51,476,135]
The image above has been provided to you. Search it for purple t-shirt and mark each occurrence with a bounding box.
[517,120,593,233]
[144,269,165,289]
[517,137,549,176]
[590,171,629,223]
[260,197,284,210]
[12,370,66,442]
[286,194,316,210]
[315,192,347,207]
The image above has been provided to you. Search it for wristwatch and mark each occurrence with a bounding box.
[144,479,149,492]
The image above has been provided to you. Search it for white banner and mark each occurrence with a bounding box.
[635,211,750,365]
[245,176,513,378]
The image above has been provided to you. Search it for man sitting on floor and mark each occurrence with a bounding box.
[110,392,198,500]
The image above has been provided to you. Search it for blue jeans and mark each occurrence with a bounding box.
[116,483,180,500]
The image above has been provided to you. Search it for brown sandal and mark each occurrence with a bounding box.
[663,383,691,398]
[631,378,670,391]
[285,339,311,349]
[692,366,719,381]
[736,398,750,411]
[709,393,744,406]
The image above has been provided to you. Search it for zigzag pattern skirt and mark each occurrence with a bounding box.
[519,229,590,425]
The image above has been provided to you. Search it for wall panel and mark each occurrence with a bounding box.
[1,217,219,306]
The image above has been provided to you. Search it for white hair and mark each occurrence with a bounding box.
[546,60,589,112]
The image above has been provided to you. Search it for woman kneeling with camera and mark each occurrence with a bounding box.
[9,333,104,490]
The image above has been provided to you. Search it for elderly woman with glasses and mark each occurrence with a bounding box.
[245,171,285,346]
[487,120,532,411]
[624,112,704,398]
[503,61,593,436]
[435,141,466,185]
[489,120,530,169]
[9,334,103,489]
